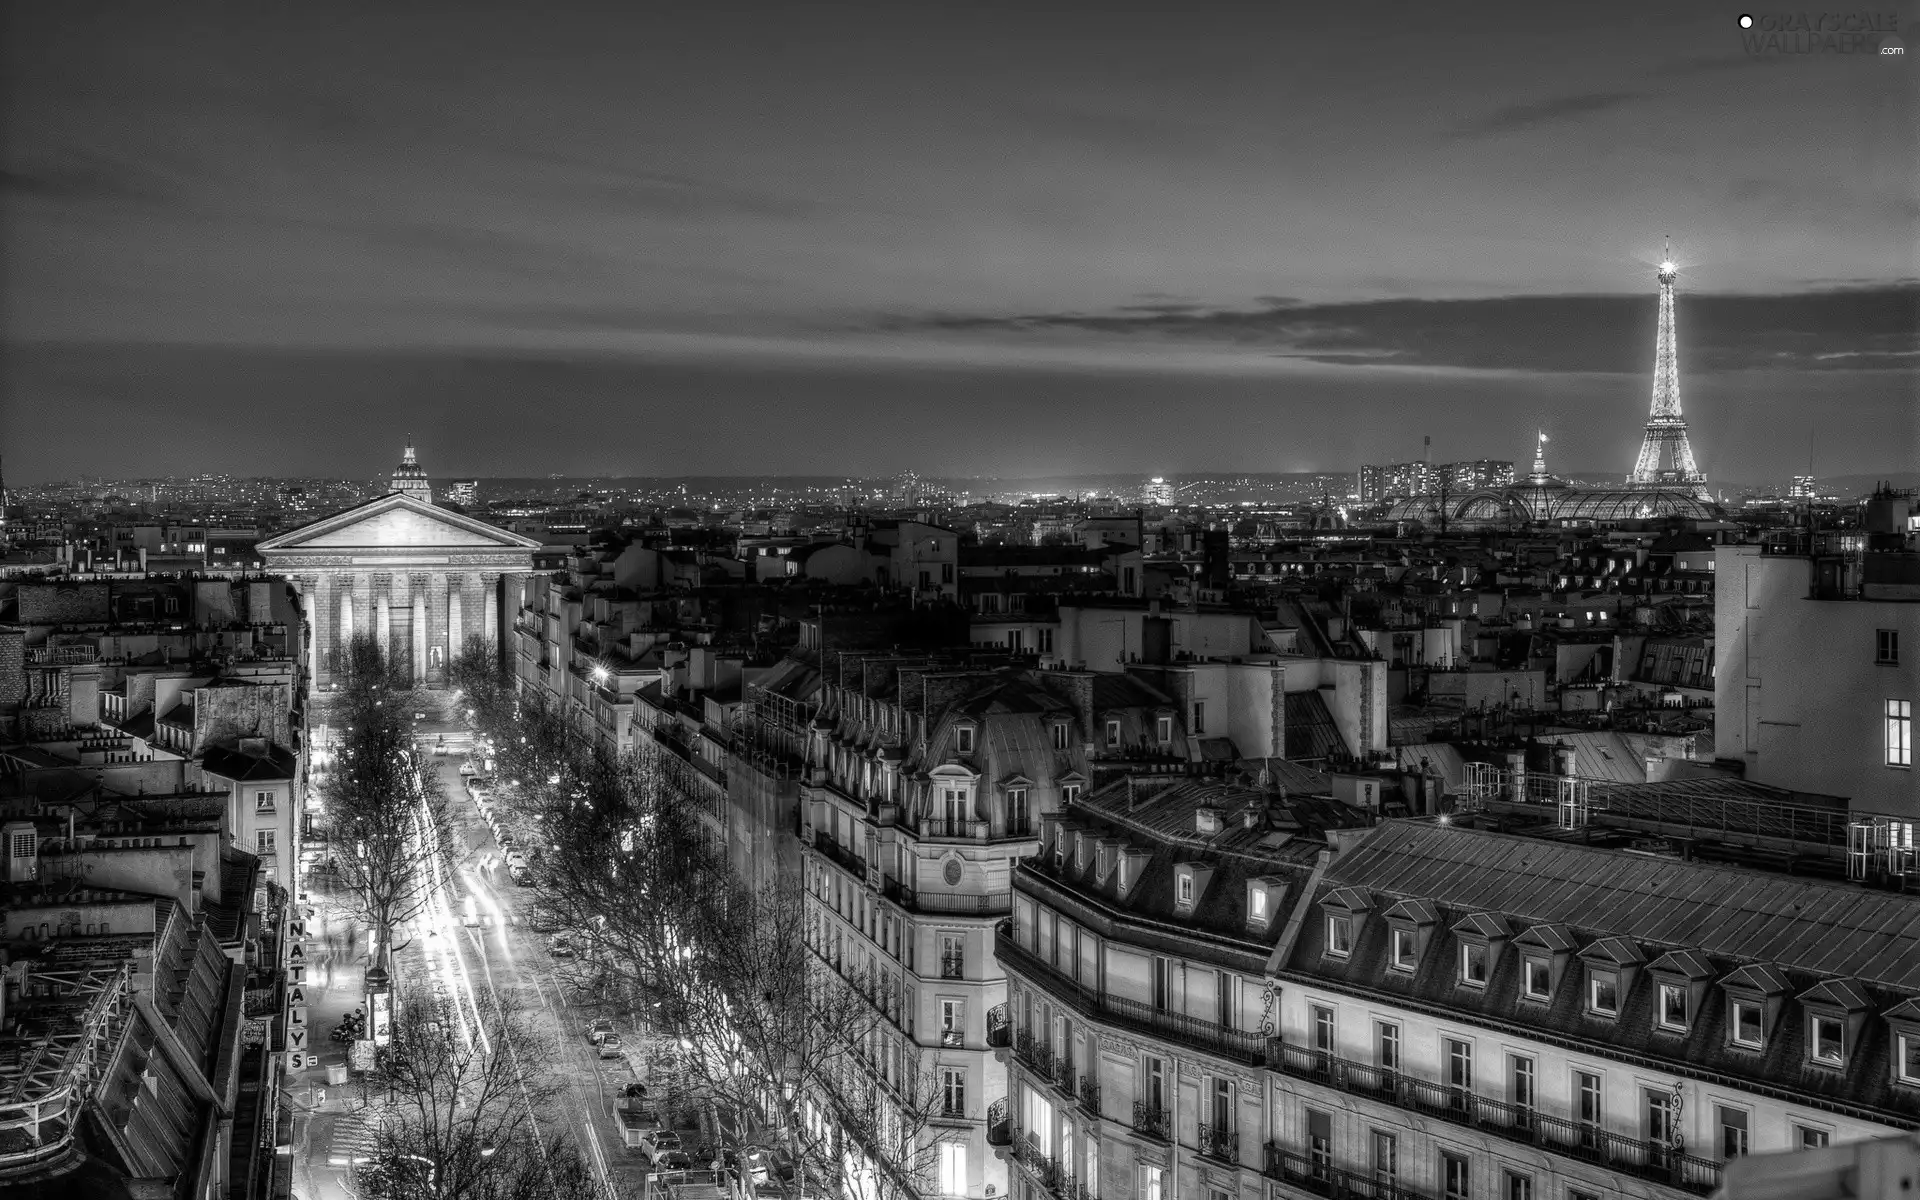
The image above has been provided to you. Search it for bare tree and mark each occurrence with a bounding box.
[323,634,456,977]
[455,666,958,1200]
[360,990,606,1200]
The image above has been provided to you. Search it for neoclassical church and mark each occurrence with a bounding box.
[257,442,539,690]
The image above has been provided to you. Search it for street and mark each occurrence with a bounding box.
[290,717,692,1200]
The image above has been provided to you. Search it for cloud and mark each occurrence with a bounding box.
[1447,90,1645,138]
[0,146,191,207]
[500,147,828,221]
[877,284,1920,373]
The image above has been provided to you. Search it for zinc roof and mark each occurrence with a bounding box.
[1330,822,1920,989]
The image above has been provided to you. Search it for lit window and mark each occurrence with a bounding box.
[1389,927,1417,972]
[1460,942,1488,987]
[1061,784,1080,806]
[1249,887,1269,923]
[1588,970,1618,1016]
[1730,999,1763,1049]
[1326,915,1352,957]
[1177,873,1194,906]
[1522,958,1551,1001]
[1658,983,1689,1031]
[1889,700,1912,767]
[1810,1014,1846,1066]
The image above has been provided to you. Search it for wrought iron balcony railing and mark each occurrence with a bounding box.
[1077,1075,1100,1117]
[1131,1102,1170,1142]
[1014,1029,1056,1079]
[987,1098,1011,1146]
[1265,1040,1722,1195]
[1197,1122,1237,1165]
[1263,1140,1434,1200]
[986,1003,1011,1048]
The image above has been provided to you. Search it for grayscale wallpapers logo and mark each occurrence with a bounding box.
[1736,12,1905,55]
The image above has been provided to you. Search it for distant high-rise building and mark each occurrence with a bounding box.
[1143,476,1173,505]
[1790,475,1817,500]
[1356,463,1385,504]
[1443,459,1516,492]
[448,479,479,506]
[1380,460,1437,500]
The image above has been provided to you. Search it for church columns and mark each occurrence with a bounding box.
[481,572,500,658]
[427,573,450,686]
[411,577,428,686]
[447,575,465,667]
[374,577,392,663]
[299,580,319,685]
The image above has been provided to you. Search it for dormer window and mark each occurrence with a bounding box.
[1730,998,1764,1048]
[1810,1014,1846,1066]
[1589,971,1619,1016]
[1522,958,1551,1001]
[1889,999,1920,1088]
[1105,720,1121,748]
[1460,943,1488,986]
[1326,915,1353,958]
[1062,784,1081,806]
[1052,722,1070,750]
[1382,899,1437,975]
[1250,888,1269,923]
[1177,872,1195,906]
[1391,928,1417,971]
[1247,877,1285,928]
[1155,715,1173,743]
[955,726,975,755]
[1658,983,1689,1032]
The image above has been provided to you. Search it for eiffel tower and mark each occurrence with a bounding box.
[1628,239,1707,495]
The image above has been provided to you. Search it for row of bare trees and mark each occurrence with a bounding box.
[449,640,957,1200]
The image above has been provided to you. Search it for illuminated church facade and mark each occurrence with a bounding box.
[257,442,539,690]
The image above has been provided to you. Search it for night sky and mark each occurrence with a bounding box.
[4,0,1916,483]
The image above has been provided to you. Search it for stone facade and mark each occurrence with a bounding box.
[256,492,540,690]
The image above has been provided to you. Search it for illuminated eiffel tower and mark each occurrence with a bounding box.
[1628,239,1707,495]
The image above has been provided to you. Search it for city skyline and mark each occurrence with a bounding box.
[4,0,1916,482]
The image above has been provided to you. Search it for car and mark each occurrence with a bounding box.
[459,761,476,776]
[638,1128,682,1163]
[549,934,576,958]
[654,1150,694,1173]
[597,1035,624,1058]
[587,1019,616,1044]
[461,896,481,928]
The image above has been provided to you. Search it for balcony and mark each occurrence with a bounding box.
[881,878,1013,916]
[1197,1122,1237,1165]
[987,1004,1012,1049]
[1131,1102,1170,1142]
[1077,1075,1100,1117]
[918,817,991,841]
[811,835,868,880]
[997,927,1266,1064]
[1015,1029,1056,1079]
[1011,1138,1067,1193]
[1266,1040,1722,1195]
[987,1098,1012,1146]
[1264,1140,1434,1200]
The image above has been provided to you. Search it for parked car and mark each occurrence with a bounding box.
[548,935,576,959]
[597,1035,624,1059]
[637,1128,682,1164]
[587,1019,616,1044]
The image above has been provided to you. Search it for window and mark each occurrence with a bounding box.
[940,999,964,1047]
[1152,957,1173,1011]
[1588,970,1618,1016]
[1326,915,1353,958]
[1052,723,1069,750]
[1878,629,1900,665]
[1376,1021,1400,1072]
[1522,957,1551,1001]
[1140,1166,1163,1200]
[9,832,35,858]
[1460,942,1488,986]
[1730,998,1763,1049]
[1146,1056,1167,1113]
[1105,720,1121,748]
[1039,628,1053,654]
[256,829,276,854]
[940,1068,966,1118]
[1249,886,1269,923]
[1155,715,1173,743]
[940,935,965,980]
[1810,1013,1846,1066]
[939,1143,966,1196]
[1658,983,1689,1031]
[1216,970,1233,1029]
[1306,1110,1331,1180]
[941,562,954,584]
[1311,1004,1335,1053]
[1575,1070,1603,1132]
[1899,1031,1920,1085]
[1796,1126,1830,1150]
[1510,1055,1535,1116]
[1192,702,1205,735]
[1889,699,1912,767]
[1007,788,1029,834]
[1390,927,1417,972]
[254,790,275,812]
[1370,1130,1397,1187]
[1177,873,1194,905]
[1441,1152,1470,1200]
[1718,1106,1748,1159]
[1503,1171,1532,1200]
[1061,783,1081,806]
[956,726,975,754]
[1445,1038,1473,1094]
[1645,1089,1676,1151]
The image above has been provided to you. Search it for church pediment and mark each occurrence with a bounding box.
[258,494,542,554]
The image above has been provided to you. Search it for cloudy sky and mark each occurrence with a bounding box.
[4,0,1915,482]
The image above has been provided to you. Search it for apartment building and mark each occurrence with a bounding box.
[798,657,1221,1200]
[996,789,1920,1200]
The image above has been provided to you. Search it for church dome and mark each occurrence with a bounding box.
[391,441,433,504]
